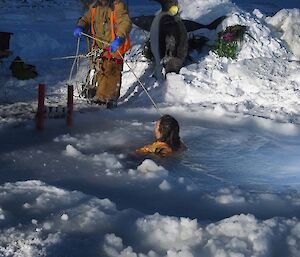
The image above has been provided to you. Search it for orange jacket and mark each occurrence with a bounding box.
[77,1,131,56]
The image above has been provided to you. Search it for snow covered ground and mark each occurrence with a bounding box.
[1,0,300,256]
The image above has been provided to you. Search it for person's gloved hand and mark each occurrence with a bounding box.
[109,36,123,53]
[73,26,83,38]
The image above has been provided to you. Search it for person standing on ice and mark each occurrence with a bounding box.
[74,0,132,108]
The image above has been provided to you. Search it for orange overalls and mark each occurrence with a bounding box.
[77,1,131,102]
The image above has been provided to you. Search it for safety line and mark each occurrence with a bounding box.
[68,37,81,83]
[81,32,162,116]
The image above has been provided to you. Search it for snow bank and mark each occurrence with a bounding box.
[120,3,300,125]
[221,11,289,60]
[180,0,235,22]
[159,6,300,124]
[266,8,300,58]
[1,181,300,257]
[180,0,291,60]
[163,54,300,124]
[132,214,300,257]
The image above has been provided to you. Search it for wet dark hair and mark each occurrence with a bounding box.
[158,114,181,151]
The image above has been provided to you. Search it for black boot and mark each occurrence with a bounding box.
[106,100,117,109]
[90,99,106,106]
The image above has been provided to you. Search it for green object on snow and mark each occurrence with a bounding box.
[214,25,247,59]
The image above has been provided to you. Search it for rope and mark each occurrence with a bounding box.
[68,37,81,83]
[52,54,87,60]
[81,32,162,116]
[67,37,83,98]
[118,52,162,116]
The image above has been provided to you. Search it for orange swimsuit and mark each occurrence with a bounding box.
[136,141,173,157]
[136,141,187,157]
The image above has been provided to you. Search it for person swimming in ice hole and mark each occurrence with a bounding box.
[136,114,186,157]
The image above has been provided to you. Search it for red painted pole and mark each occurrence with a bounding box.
[66,84,73,127]
[36,84,45,131]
